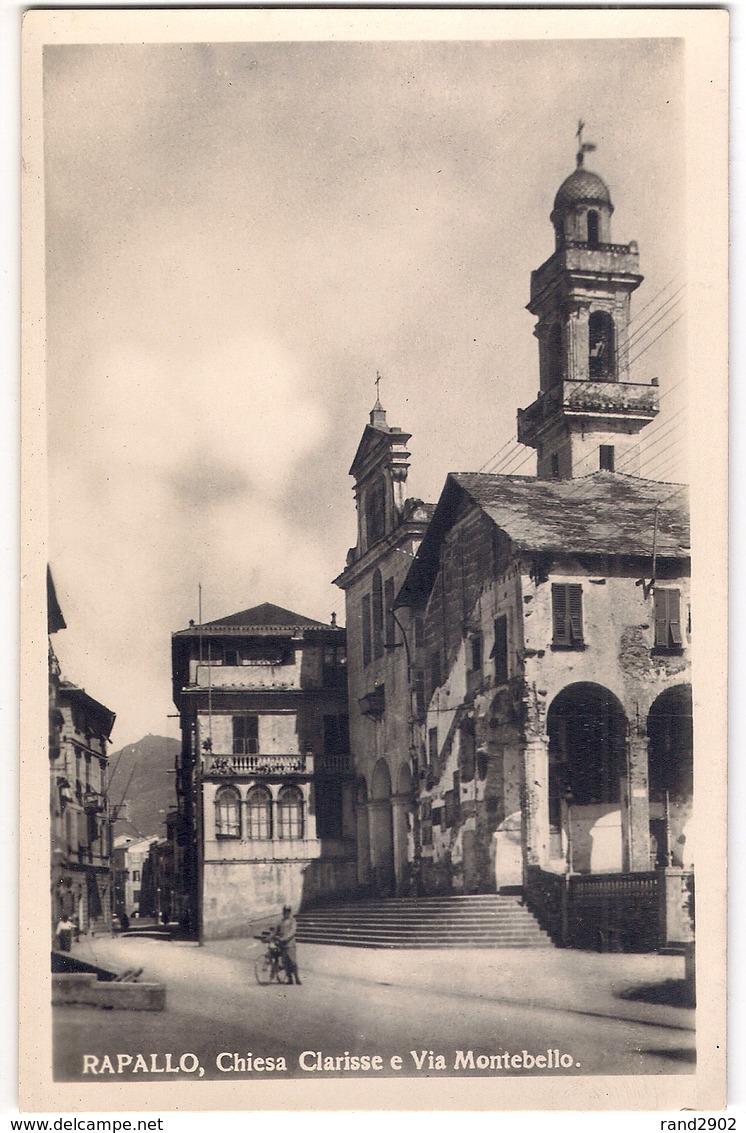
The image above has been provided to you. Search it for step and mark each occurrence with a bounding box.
[294,896,552,951]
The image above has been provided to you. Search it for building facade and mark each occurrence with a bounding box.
[332,148,693,951]
[51,679,116,938]
[392,150,693,948]
[171,602,355,939]
[112,835,158,921]
[334,401,433,896]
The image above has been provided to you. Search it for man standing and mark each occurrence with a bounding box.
[276,904,301,985]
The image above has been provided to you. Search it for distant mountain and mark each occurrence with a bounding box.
[107,734,181,841]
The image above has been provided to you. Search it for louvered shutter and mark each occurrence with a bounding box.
[568,585,583,642]
[669,590,683,645]
[654,589,669,647]
[552,584,568,642]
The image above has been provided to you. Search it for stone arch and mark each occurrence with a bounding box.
[547,683,627,808]
[588,310,616,379]
[547,682,628,873]
[647,684,693,867]
[397,762,413,796]
[371,758,392,799]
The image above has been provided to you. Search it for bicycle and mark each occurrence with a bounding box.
[254,930,291,985]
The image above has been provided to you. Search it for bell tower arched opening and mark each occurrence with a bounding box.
[589,311,616,379]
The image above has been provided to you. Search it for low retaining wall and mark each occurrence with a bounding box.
[52,973,166,1011]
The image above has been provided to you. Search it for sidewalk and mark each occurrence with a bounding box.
[67,932,694,1034]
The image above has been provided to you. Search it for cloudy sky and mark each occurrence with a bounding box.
[44,33,687,748]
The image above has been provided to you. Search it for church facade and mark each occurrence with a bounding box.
[338,148,693,950]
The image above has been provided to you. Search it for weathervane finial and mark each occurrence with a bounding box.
[575,119,597,167]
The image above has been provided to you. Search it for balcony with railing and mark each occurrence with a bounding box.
[204,751,312,778]
[531,241,641,299]
[518,379,659,444]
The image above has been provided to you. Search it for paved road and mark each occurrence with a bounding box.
[53,936,695,1082]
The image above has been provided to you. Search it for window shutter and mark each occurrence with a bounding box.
[568,585,583,641]
[656,588,683,647]
[654,590,667,647]
[552,584,568,642]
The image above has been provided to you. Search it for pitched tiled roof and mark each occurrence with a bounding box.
[397,471,689,611]
[452,471,689,557]
[177,602,333,635]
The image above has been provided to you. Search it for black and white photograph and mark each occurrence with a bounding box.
[19,8,728,1113]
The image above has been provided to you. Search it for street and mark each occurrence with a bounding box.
[52,935,695,1082]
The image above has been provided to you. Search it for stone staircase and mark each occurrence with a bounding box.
[296,894,553,949]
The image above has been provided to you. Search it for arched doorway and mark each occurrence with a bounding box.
[547,683,628,873]
[370,759,395,896]
[647,685,693,867]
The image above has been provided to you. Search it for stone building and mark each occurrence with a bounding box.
[392,150,692,948]
[49,567,117,940]
[171,602,355,939]
[333,401,433,896]
[112,835,158,920]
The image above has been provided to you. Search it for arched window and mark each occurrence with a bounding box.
[215,786,241,839]
[588,311,615,379]
[372,569,384,659]
[246,785,272,840]
[277,785,304,840]
[587,210,599,247]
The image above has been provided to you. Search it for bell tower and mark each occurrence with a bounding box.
[348,381,413,559]
[517,130,660,480]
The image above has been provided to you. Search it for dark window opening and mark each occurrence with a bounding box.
[323,714,349,757]
[552,584,584,646]
[599,445,615,471]
[315,778,343,840]
[469,632,483,672]
[233,715,259,755]
[587,210,599,247]
[550,453,560,480]
[589,311,616,379]
[428,727,439,777]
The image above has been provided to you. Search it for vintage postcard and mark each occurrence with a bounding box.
[19,7,729,1115]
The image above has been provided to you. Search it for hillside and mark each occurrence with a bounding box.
[107,734,181,841]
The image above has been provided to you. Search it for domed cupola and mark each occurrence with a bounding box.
[550,131,614,249]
